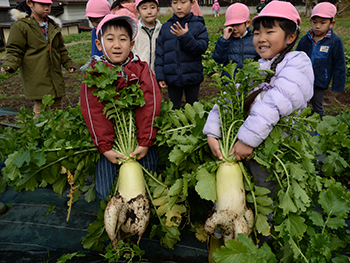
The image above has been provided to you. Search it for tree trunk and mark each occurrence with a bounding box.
[305,0,315,17]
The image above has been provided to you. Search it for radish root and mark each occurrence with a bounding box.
[204,162,254,243]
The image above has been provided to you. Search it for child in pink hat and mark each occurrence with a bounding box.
[85,0,111,57]
[132,0,162,73]
[296,2,346,118]
[1,0,75,118]
[80,13,161,201]
[212,3,257,78]
[205,1,314,259]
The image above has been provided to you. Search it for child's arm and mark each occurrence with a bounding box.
[176,22,208,56]
[134,64,162,151]
[155,28,165,84]
[3,23,26,73]
[230,140,254,161]
[57,33,76,72]
[212,36,231,64]
[237,52,314,149]
[330,38,346,92]
[103,150,126,164]
[130,146,149,160]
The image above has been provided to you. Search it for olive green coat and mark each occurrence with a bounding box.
[4,10,75,100]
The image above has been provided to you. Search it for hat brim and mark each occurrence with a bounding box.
[252,12,300,26]
[96,15,138,40]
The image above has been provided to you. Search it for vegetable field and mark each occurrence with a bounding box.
[1,10,350,263]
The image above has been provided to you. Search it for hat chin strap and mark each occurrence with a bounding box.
[31,7,40,19]
[100,28,118,66]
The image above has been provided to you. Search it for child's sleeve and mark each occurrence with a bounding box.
[331,38,346,92]
[155,28,165,81]
[4,23,26,71]
[202,104,222,138]
[135,65,162,147]
[178,23,208,56]
[237,52,314,148]
[212,37,230,64]
[57,32,75,70]
[80,79,115,153]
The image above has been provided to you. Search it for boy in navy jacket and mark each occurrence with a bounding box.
[212,3,257,79]
[155,0,208,109]
[296,2,346,118]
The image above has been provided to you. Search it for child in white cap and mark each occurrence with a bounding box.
[85,0,111,57]
[80,13,161,201]
[204,1,314,261]
[1,0,75,118]
[212,3,257,78]
[296,2,346,118]
[133,0,162,73]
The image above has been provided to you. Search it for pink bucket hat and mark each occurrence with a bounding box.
[135,0,159,9]
[85,0,111,18]
[311,2,337,19]
[96,13,138,40]
[252,1,301,26]
[224,3,250,26]
[33,0,53,4]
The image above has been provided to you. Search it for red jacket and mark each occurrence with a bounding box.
[80,53,161,153]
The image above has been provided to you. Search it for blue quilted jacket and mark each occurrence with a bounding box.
[155,13,208,87]
[212,27,257,73]
[296,29,346,92]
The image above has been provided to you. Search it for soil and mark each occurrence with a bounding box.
[1,60,350,123]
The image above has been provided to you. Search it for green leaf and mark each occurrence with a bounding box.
[195,168,216,202]
[307,210,324,227]
[255,213,270,236]
[52,175,67,195]
[168,179,183,196]
[82,183,97,203]
[278,189,297,215]
[213,234,277,263]
[319,185,350,221]
[275,214,307,238]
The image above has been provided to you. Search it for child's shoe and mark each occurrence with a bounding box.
[208,233,224,263]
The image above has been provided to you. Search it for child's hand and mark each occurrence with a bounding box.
[159,80,167,88]
[223,26,233,39]
[1,66,11,74]
[68,68,75,73]
[170,22,188,37]
[103,150,126,164]
[207,136,223,160]
[230,140,254,161]
[130,146,149,160]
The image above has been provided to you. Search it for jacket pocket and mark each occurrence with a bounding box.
[315,45,330,60]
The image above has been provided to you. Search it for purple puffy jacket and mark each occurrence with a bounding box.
[203,51,314,148]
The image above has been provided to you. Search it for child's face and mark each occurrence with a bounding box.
[89,17,104,29]
[95,26,135,64]
[137,2,159,28]
[227,21,250,38]
[171,0,195,19]
[253,23,296,59]
[310,17,335,39]
[27,0,51,20]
